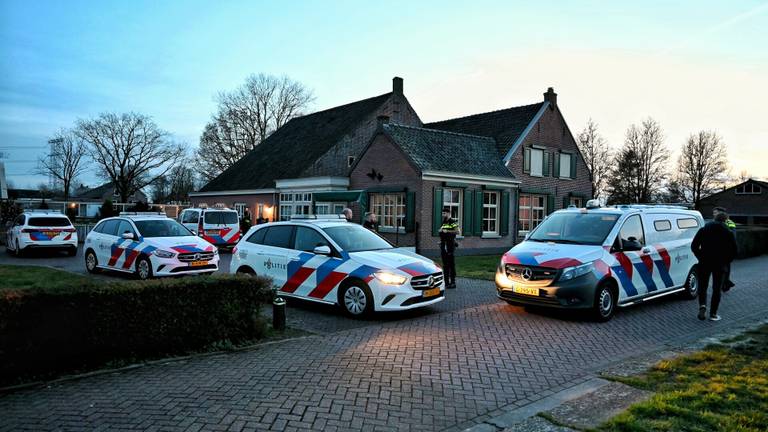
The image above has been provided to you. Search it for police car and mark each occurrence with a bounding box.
[230,216,444,316]
[179,207,241,250]
[495,201,703,321]
[84,212,219,279]
[5,210,78,256]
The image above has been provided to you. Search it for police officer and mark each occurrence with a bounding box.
[439,211,459,289]
[713,207,736,292]
[363,212,379,232]
[691,210,737,321]
[241,208,252,233]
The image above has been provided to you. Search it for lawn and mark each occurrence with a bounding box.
[0,264,90,292]
[598,324,768,431]
[453,254,502,281]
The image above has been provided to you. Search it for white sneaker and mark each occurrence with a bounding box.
[709,314,722,322]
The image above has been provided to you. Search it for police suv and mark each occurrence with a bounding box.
[495,201,703,321]
[230,216,444,316]
[5,210,78,256]
[84,212,219,279]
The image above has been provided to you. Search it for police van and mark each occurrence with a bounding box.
[230,216,444,316]
[495,201,703,321]
[179,207,241,250]
[84,212,219,279]
[5,210,78,256]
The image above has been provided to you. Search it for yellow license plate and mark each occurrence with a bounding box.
[45,231,58,237]
[423,287,441,298]
[190,261,208,267]
[512,286,539,296]
[206,230,220,236]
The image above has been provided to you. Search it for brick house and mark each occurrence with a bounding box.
[192,78,591,255]
[698,179,768,225]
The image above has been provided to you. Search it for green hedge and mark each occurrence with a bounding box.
[735,227,768,259]
[0,275,273,386]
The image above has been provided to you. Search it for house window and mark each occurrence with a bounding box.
[279,192,312,220]
[442,189,462,228]
[370,193,405,230]
[519,193,546,234]
[735,183,762,194]
[530,148,544,176]
[257,203,264,219]
[569,196,584,207]
[234,202,247,218]
[482,191,499,235]
[559,153,572,178]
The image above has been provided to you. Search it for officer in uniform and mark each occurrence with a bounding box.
[439,211,459,289]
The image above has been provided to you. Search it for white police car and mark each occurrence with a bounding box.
[84,212,219,279]
[230,216,444,316]
[5,210,78,256]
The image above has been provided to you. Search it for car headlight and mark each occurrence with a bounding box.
[559,262,594,281]
[374,271,407,285]
[152,249,176,259]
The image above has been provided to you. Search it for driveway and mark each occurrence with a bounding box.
[1,256,767,431]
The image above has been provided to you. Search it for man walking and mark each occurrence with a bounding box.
[439,211,459,289]
[691,210,737,321]
[713,207,736,292]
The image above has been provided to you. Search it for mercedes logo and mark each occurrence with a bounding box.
[427,275,434,286]
[193,253,201,261]
[521,268,533,281]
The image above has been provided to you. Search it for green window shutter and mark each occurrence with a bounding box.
[473,189,483,236]
[432,187,443,236]
[547,194,555,214]
[570,154,577,179]
[405,191,416,233]
[553,152,560,178]
[462,190,473,236]
[500,190,510,236]
[542,152,551,176]
[523,147,531,173]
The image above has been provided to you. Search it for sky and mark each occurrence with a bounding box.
[1,0,766,189]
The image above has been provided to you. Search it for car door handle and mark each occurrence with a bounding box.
[641,247,651,254]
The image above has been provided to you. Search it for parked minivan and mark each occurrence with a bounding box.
[495,202,704,321]
[179,207,241,250]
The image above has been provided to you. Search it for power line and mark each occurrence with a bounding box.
[0,145,47,149]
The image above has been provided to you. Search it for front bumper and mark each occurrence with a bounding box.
[151,256,220,277]
[495,270,599,309]
[372,280,445,311]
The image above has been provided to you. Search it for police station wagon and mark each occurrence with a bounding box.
[84,213,219,279]
[5,210,78,256]
[231,217,444,316]
[495,202,704,321]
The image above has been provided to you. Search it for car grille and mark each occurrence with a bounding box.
[504,264,558,287]
[177,251,215,262]
[170,264,217,273]
[410,272,444,290]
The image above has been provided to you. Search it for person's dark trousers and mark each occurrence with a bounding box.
[441,252,456,287]
[698,265,726,315]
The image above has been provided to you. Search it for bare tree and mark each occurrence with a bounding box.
[196,73,314,181]
[75,113,185,202]
[677,130,728,206]
[36,129,88,202]
[576,119,612,199]
[607,118,669,203]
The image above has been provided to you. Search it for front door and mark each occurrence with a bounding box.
[611,214,653,300]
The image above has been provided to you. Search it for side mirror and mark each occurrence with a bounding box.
[121,232,135,240]
[313,245,331,255]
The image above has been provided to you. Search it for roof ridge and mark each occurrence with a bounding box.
[384,122,497,142]
[425,101,544,125]
[294,92,391,119]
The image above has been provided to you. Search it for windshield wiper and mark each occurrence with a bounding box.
[547,239,583,245]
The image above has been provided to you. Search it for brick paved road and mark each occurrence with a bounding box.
[2,256,767,432]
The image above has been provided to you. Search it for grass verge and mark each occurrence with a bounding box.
[453,254,501,281]
[597,324,768,431]
[0,264,90,292]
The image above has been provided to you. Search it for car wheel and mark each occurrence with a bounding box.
[339,282,373,317]
[236,267,255,276]
[592,282,617,322]
[85,250,100,273]
[135,256,153,280]
[680,267,698,300]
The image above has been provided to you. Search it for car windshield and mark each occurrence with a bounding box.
[528,212,620,245]
[322,225,393,252]
[204,211,238,225]
[133,219,193,238]
[28,217,70,227]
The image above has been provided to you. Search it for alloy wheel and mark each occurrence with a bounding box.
[138,260,150,280]
[344,286,367,315]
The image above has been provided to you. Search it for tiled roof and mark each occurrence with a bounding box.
[425,102,545,158]
[382,124,514,179]
[200,93,392,192]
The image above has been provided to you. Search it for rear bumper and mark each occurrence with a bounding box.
[495,271,598,309]
[20,240,78,250]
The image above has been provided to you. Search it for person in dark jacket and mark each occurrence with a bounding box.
[691,211,737,321]
[363,212,379,232]
[439,212,459,289]
[713,207,736,292]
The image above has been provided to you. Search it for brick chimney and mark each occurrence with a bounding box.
[392,77,403,95]
[544,87,557,109]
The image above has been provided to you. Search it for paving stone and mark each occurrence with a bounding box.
[542,382,652,430]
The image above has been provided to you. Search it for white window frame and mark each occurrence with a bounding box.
[442,188,462,230]
[530,148,544,177]
[234,202,247,218]
[735,183,762,195]
[370,193,405,232]
[482,191,499,236]
[559,153,572,178]
[518,193,546,234]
